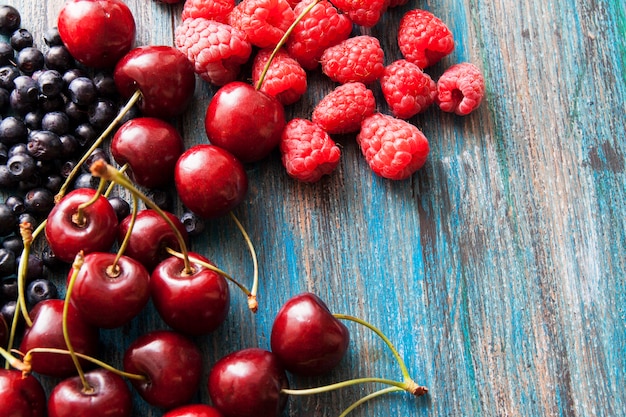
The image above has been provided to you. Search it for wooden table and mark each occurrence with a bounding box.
[3,0,625,416]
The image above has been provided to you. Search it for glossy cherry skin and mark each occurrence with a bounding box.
[57,0,135,68]
[208,348,289,417]
[68,252,151,328]
[123,330,202,409]
[163,404,224,417]
[270,292,350,376]
[175,144,248,219]
[45,188,119,263]
[151,252,230,335]
[117,209,189,271]
[47,368,133,417]
[0,369,47,417]
[111,117,183,188]
[114,45,196,119]
[205,81,286,163]
[19,299,100,378]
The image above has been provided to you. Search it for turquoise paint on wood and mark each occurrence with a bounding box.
[1,0,625,416]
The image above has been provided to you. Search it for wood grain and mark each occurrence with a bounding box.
[1,0,624,416]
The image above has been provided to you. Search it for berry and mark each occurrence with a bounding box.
[380,59,437,119]
[397,9,455,69]
[435,62,485,115]
[26,278,58,305]
[0,5,20,36]
[251,48,307,105]
[356,113,430,180]
[280,118,341,183]
[311,82,376,134]
[175,18,252,86]
[286,0,353,70]
[320,35,385,85]
[228,0,295,48]
[181,0,235,22]
[330,0,387,27]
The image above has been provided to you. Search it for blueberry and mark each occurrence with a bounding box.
[88,99,117,130]
[68,76,97,106]
[9,88,37,114]
[41,245,62,270]
[0,117,28,146]
[5,195,25,215]
[41,111,70,135]
[93,72,118,97]
[83,147,109,172]
[0,165,17,188]
[9,28,32,51]
[0,248,15,277]
[0,143,7,164]
[23,110,43,130]
[7,152,36,180]
[0,86,9,112]
[2,235,23,256]
[0,64,19,89]
[108,196,131,222]
[27,278,58,305]
[27,130,63,161]
[0,301,22,331]
[8,143,28,157]
[74,122,98,147]
[23,188,54,215]
[44,173,63,193]
[60,159,78,178]
[0,277,17,300]
[59,133,80,157]
[43,27,63,47]
[18,212,38,230]
[0,203,17,236]
[72,172,100,189]
[147,188,172,211]
[39,94,65,113]
[16,46,44,74]
[45,45,75,72]
[0,5,21,36]
[37,69,64,97]
[0,41,14,66]
[62,68,87,87]
[181,211,206,237]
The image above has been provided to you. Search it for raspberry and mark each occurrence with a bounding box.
[320,35,385,85]
[286,0,353,70]
[181,0,234,22]
[312,82,376,134]
[357,113,430,180]
[436,62,485,115]
[330,0,387,27]
[228,0,295,48]
[380,59,437,119]
[175,18,252,86]
[280,118,341,182]
[252,48,307,106]
[397,9,455,69]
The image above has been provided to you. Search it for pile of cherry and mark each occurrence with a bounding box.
[0,1,436,417]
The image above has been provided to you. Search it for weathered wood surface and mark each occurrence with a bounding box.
[3,0,625,416]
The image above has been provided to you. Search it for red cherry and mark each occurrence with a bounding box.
[151,252,230,335]
[45,188,119,263]
[163,404,224,417]
[47,368,133,417]
[117,209,189,271]
[204,81,286,163]
[208,348,289,417]
[175,144,248,219]
[114,45,196,119]
[111,117,183,188]
[57,0,135,68]
[270,292,349,376]
[123,330,202,409]
[19,299,100,378]
[0,369,46,417]
[68,252,151,328]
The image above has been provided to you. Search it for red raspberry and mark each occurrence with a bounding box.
[175,18,252,86]
[228,0,295,48]
[436,62,485,115]
[280,118,341,182]
[380,59,437,119]
[181,0,234,22]
[312,82,376,134]
[320,35,385,85]
[252,48,307,106]
[357,113,430,180]
[286,0,353,70]
[330,0,387,27]
[398,9,455,69]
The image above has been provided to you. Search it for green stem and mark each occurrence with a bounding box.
[0,346,29,372]
[228,212,258,312]
[109,193,138,274]
[282,377,409,396]
[338,386,404,417]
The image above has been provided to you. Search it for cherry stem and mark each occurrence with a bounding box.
[0,346,29,373]
[64,251,93,393]
[103,163,129,198]
[55,89,142,203]
[23,347,146,381]
[164,247,257,312]
[73,177,107,227]
[255,0,321,90]
[228,212,258,312]
[108,193,138,276]
[338,386,404,417]
[282,377,411,396]
[16,222,35,328]
[90,160,192,274]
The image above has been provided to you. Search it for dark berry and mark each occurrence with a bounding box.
[0,41,14,66]
[44,173,63,193]
[0,117,28,146]
[0,248,15,277]
[39,94,65,113]
[74,122,98,146]
[0,64,19,89]
[27,278,58,305]
[0,165,17,188]
[41,111,70,135]
[4,195,24,215]
[68,76,97,106]
[108,196,131,222]
[180,211,205,236]
[41,245,61,270]
[16,47,44,74]
[25,254,44,282]
[146,188,172,210]
[18,212,38,230]
[0,6,21,36]
[45,45,75,72]
[43,27,63,46]
[72,172,99,189]
[23,110,44,130]
[0,203,17,236]
[27,130,63,161]
[37,69,64,97]
[64,101,88,122]
[8,143,28,157]
[83,147,109,171]
[2,235,23,255]
[35,159,56,175]
[62,68,87,86]
[9,88,37,114]
[23,187,54,215]
[88,99,117,129]
[93,72,117,97]
[59,134,80,157]
[0,277,17,300]
[1,301,23,332]
[9,28,32,51]
[60,159,77,178]
[18,175,42,192]
[0,143,7,164]
[6,152,36,180]
[0,86,9,111]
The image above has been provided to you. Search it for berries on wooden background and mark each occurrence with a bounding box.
[357,113,430,180]
[312,82,376,134]
[436,62,486,115]
[251,48,307,106]
[380,59,437,119]
[320,35,385,85]
[398,8,455,69]
[228,0,296,48]
[280,118,341,183]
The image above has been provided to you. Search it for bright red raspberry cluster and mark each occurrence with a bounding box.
[174,1,486,181]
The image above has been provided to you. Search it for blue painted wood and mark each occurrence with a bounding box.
[1,0,625,416]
